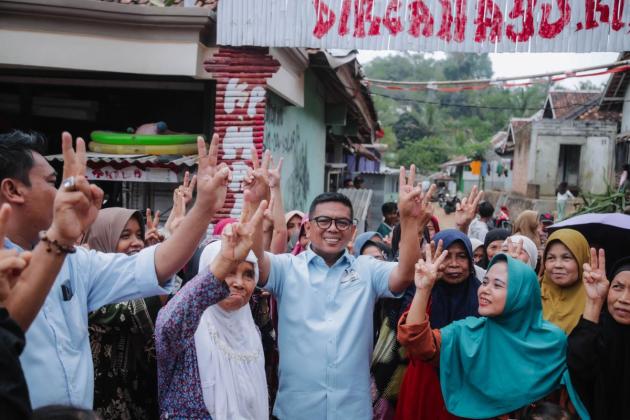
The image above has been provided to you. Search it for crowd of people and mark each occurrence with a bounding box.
[1,129,629,420]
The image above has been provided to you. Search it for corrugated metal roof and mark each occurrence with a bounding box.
[46,152,198,167]
[338,188,373,236]
[440,156,472,168]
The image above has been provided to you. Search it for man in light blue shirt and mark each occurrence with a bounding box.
[250,161,430,419]
[0,131,231,408]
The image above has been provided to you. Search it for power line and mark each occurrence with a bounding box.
[367,60,630,87]
[373,90,545,111]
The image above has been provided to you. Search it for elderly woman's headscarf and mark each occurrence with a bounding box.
[539,229,589,334]
[504,234,538,270]
[194,240,267,419]
[439,255,588,419]
[82,207,144,253]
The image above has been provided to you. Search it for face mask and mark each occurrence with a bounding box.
[287,230,300,251]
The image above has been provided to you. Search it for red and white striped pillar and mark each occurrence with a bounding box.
[204,47,280,220]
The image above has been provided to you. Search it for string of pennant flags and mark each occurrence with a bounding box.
[365,60,630,93]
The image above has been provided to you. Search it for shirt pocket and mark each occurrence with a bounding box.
[59,281,88,347]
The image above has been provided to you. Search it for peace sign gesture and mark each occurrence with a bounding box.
[179,171,197,206]
[398,165,432,222]
[219,200,268,263]
[194,134,231,216]
[49,132,104,245]
[504,237,524,260]
[243,148,271,207]
[455,185,484,230]
[583,248,609,302]
[266,155,283,189]
[414,240,447,291]
[145,208,164,246]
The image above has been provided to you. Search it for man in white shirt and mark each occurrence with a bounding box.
[467,201,494,242]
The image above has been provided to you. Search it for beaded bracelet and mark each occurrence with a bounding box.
[39,231,77,255]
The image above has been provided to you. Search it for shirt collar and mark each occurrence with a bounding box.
[305,245,354,267]
[3,238,21,252]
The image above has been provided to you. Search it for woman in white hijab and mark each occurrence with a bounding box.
[156,204,268,420]
[502,234,538,270]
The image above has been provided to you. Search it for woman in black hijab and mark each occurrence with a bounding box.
[568,252,630,420]
[479,228,511,269]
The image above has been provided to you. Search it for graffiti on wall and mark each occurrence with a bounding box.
[264,93,312,211]
[285,137,310,211]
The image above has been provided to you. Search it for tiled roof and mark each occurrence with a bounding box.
[546,91,602,120]
[98,0,217,9]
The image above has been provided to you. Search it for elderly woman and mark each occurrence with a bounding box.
[155,204,268,420]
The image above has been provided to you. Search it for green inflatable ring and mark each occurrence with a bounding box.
[89,141,198,155]
[91,131,201,146]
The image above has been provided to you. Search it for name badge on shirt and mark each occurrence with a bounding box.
[340,268,360,284]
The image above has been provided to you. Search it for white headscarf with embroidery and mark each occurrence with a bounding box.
[194,240,267,420]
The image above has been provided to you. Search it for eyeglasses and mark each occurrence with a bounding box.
[311,216,354,231]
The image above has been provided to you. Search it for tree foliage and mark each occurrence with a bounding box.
[365,53,548,174]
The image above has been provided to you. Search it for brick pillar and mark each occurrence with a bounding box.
[205,47,280,220]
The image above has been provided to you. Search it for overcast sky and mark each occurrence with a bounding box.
[356,51,620,89]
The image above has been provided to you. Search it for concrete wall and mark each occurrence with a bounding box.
[528,120,617,196]
[264,70,326,213]
[512,125,532,196]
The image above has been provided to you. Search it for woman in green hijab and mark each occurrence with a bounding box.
[398,244,589,419]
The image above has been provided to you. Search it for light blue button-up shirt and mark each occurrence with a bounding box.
[264,247,399,419]
[4,239,172,409]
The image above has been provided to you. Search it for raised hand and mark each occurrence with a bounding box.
[266,155,283,189]
[398,165,434,222]
[504,237,524,260]
[0,204,32,302]
[165,189,187,235]
[583,248,609,301]
[194,135,231,216]
[415,241,448,290]
[242,148,271,209]
[49,132,104,245]
[219,200,268,263]
[454,185,484,229]
[179,171,197,206]
[145,208,164,246]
